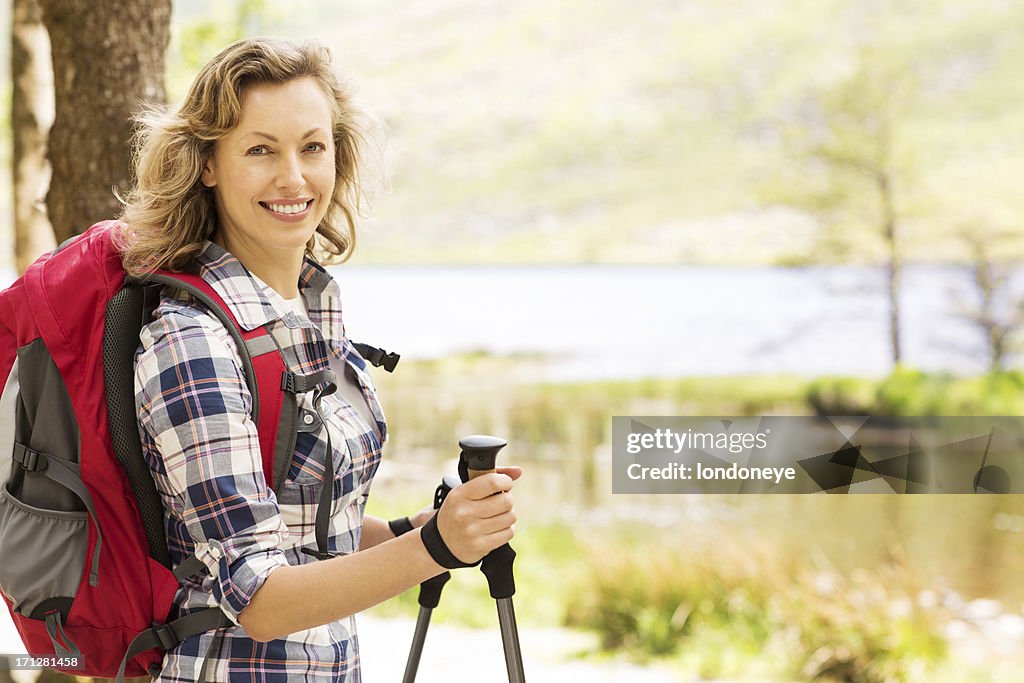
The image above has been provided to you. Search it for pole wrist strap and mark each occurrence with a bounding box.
[389,516,415,537]
[420,515,478,569]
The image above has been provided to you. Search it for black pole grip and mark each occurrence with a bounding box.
[480,543,517,599]
[416,474,463,609]
[458,434,508,482]
[434,474,462,509]
[417,570,451,609]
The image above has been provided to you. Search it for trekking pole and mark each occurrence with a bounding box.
[459,435,527,683]
[402,474,461,683]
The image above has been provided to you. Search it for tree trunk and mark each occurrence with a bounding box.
[38,0,172,242]
[0,658,13,683]
[11,0,55,273]
[879,172,902,366]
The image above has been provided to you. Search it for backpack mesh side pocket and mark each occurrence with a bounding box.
[0,338,93,625]
[0,486,87,619]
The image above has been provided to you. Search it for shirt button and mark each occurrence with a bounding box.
[303,413,315,425]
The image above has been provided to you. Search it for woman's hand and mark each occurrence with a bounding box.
[434,466,522,565]
[409,503,435,530]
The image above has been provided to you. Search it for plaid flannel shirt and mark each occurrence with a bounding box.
[134,242,387,682]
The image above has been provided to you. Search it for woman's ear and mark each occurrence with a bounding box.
[201,157,217,188]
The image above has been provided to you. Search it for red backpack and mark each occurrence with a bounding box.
[0,221,397,679]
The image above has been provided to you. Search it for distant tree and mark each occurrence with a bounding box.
[953,229,1024,372]
[11,0,54,272]
[770,49,918,366]
[37,0,172,242]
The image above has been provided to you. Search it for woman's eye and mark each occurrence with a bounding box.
[246,145,269,156]
[304,142,327,153]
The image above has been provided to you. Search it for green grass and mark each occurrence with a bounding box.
[562,525,949,682]
[808,367,1024,415]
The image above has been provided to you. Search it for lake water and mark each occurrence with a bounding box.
[329,264,1000,380]
[1,264,1007,380]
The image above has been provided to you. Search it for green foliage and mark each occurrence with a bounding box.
[874,367,953,416]
[166,0,274,101]
[784,567,948,683]
[564,540,780,664]
[806,375,879,415]
[326,0,1024,265]
[565,537,948,682]
[7,0,1024,265]
[808,368,1024,416]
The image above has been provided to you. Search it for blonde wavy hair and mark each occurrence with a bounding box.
[117,37,367,275]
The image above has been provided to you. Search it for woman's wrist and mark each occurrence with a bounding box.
[411,506,436,529]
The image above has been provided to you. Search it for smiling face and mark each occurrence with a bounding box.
[201,77,337,294]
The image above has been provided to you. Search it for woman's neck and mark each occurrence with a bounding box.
[212,233,304,299]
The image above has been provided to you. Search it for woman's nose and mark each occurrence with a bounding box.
[275,152,305,192]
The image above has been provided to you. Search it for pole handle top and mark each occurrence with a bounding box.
[459,434,508,480]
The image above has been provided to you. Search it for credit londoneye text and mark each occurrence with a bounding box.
[626,461,797,484]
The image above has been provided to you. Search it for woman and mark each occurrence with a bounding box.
[118,38,520,681]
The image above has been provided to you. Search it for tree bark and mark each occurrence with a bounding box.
[11,0,55,273]
[0,658,13,683]
[38,0,172,242]
[878,171,902,366]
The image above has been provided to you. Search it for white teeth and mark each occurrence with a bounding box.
[266,202,308,215]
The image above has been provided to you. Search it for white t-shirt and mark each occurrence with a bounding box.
[282,296,380,440]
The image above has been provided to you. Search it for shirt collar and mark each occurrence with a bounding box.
[193,241,346,348]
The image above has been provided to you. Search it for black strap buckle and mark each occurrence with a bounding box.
[366,348,400,372]
[353,343,400,372]
[300,547,338,561]
[152,623,179,651]
[379,351,400,373]
[281,369,337,394]
[13,443,45,472]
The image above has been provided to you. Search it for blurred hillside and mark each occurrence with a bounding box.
[4,0,1024,265]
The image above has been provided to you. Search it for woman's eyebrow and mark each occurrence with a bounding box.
[243,128,325,142]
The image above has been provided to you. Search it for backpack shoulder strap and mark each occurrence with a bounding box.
[134,274,398,566]
[144,273,347,562]
[139,273,264,420]
[136,273,286,493]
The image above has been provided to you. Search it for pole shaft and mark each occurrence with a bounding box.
[402,606,433,683]
[496,598,526,683]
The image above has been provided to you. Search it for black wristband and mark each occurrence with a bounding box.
[420,515,478,569]
[388,516,415,537]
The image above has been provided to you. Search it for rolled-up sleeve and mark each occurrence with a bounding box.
[134,306,289,624]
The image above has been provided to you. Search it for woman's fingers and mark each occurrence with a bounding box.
[476,490,514,519]
[434,469,521,564]
[461,472,514,500]
[496,465,523,481]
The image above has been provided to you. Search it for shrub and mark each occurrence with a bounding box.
[807,376,878,415]
[564,538,784,671]
[806,369,1024,417]
[781,567,948,683]
[566,539,948,682]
